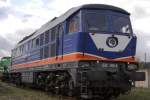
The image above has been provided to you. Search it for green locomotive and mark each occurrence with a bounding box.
[0,57,11,81]
[0,57,11,72]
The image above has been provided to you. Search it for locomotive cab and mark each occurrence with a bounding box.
[79,8,136,59]
[65,5,145,99]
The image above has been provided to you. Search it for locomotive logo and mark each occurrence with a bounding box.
[106,37,118,48]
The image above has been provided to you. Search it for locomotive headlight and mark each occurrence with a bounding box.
[127,64,138,71]
[106,37,118,48]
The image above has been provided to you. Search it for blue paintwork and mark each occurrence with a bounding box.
[12,31,137,65]
[57,32,136,59]
[12,9,136,65]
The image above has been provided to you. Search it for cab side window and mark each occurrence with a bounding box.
[45,30,49,44]
[35,38,40,47]
[40,34,44,46]
[68,15,79,33]
[58,24,64,37]
[51,27,56,41]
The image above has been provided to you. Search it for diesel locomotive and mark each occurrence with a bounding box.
[10,4,145,99]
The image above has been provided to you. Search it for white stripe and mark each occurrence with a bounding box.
[84,53,133,60]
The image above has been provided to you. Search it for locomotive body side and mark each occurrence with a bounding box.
[10,4,145,99]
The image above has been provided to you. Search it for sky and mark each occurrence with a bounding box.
[0,0,150,61]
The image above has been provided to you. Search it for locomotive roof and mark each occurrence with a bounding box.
[16,4,129,48]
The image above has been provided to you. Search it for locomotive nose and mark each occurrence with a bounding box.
[89,33,132,52]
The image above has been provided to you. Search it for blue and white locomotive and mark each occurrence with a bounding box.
[10,4,145,99]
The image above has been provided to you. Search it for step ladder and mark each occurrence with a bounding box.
[80,71,89,98]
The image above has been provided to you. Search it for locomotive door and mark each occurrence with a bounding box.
[56,24,64,58]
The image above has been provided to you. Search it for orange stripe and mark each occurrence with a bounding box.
[12,52,137,70]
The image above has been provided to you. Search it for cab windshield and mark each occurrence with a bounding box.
[84,10,132,34]
[112,15,131,33]
[85,12,108,32]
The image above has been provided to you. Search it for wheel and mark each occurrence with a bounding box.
[55,87,60,94]
[45,85,49,92]
[15,76,21,87]
[67,80,74,97]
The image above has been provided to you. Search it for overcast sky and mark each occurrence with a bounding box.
[0,0,150,61]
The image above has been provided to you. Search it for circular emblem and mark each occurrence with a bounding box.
[106,37,118,48]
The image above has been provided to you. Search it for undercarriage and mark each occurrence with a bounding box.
[8,61,145,99]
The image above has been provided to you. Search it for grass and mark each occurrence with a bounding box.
[0,81,69,100]
[116,88,150,100]
[0,81,150,100]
